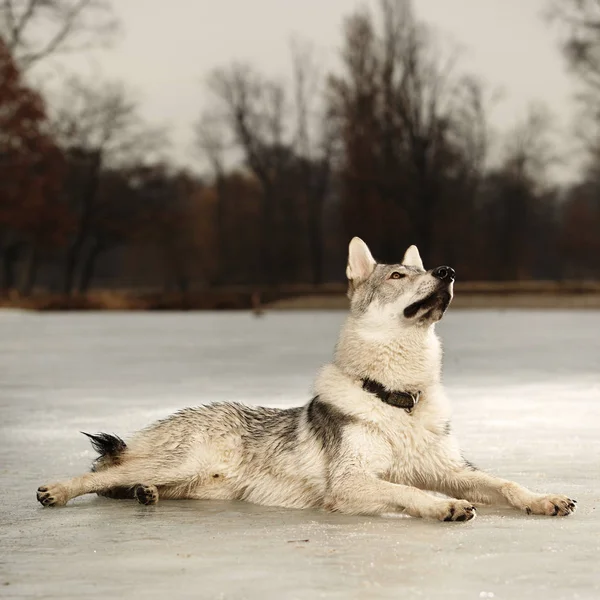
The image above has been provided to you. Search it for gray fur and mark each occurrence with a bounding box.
[348,260,449,323]
[306,396,355,456]
[349,263,423,314]
[36,237,577,521]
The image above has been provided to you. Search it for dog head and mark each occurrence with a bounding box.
[346,237,455,331]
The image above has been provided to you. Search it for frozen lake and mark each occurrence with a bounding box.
[1,310,599,599]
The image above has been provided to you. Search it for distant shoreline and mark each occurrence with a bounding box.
[2,281,600,311]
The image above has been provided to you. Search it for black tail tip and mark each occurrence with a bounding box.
[81,431,127,457]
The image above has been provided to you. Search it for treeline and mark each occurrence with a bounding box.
[1,0,599,297]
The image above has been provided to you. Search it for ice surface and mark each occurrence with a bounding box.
[1,310,599,599]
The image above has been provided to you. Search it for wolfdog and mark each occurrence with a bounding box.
[37,238,576,521]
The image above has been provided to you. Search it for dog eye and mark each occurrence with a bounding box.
[389,272,405,280]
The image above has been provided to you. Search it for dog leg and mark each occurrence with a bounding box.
[37,462,183,507]
[97,486,136,500]
[434,469,576,517]
[326,474,476,522]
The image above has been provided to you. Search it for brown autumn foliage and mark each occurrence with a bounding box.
[129,165,211,293]
[560,182,600,277]
[0,38,70,293]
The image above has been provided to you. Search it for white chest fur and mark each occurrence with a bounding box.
[315,363,462,487]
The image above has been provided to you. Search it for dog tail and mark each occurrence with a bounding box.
[81,432,127,470]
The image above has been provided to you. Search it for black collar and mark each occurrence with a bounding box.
[361,378,421,413]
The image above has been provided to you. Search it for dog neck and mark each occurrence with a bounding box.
[333,316,443,391]
[361,377,421,412]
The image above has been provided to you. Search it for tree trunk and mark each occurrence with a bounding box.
[1,244,20,296]
[308,206,323,285]
[176,273,189,295]
[63,239,82,294]
[259,185,276,285]
[415,153,435,268]
[20,242,39,296]
[213,173,227,285]
[77,240,102,294]
[307,168,329,285]
[64,150,103,294]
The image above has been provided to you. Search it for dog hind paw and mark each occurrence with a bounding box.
[135,484,159,506]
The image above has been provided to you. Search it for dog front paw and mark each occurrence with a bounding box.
[524,494,576,517]
[424,499,477,522]
[37,483,69,507]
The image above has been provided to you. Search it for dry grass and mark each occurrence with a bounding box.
[269,294,600,310]
[1,281,600,312]
[0,291,251,311]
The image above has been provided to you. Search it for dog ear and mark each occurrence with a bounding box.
[402,245,424,270]
[346,237,376,285]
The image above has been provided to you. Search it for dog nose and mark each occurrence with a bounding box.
[433,266,455,282]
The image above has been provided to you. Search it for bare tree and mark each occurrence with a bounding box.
[204,49,333,285]
[329,0,487,265]
[51,76,167,293]
[546,1,600,279]
[547,0,600,164]
[451,76,492,182]
[548,0,600,91]
[501,103,558,187]
[481,104,558,280]
[383,0,472,264]
[195,112,229,284]
[0,0,118,69]
[206,64,276,283]
[290,39,334,284]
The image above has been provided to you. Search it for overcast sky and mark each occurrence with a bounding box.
[56,0,577,178]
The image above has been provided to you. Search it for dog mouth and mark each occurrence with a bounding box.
[404,289,452,319]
